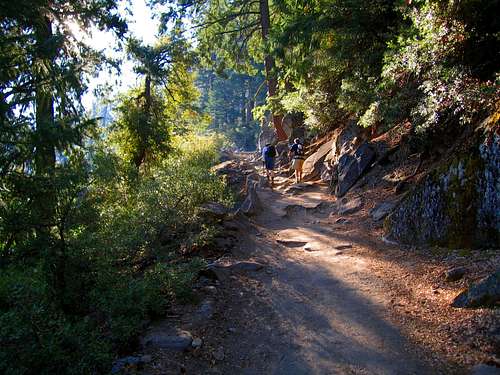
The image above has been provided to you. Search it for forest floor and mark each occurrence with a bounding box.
[138,153,499,375]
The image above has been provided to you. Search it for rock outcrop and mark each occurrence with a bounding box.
[334,142,376,197]
[452,269,500,308]
[385,133,500,248]
[370,201,398,222]
[302,138,335,181]
[321,121,360,184]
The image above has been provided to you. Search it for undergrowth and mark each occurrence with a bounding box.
[0,134,230,375]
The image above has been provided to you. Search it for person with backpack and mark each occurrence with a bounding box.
[289,138,305,183]
[261,142,277,187]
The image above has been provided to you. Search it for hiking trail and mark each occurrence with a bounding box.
[138,152,493,375]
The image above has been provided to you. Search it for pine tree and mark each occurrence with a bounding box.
[0,0,126,303]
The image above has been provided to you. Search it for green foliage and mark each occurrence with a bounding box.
[110,86,171,166]
[197,69,266,150]
[0,265,113,375]
[378,1,499,132]
[0,132,227,373]
[269,0,500,136]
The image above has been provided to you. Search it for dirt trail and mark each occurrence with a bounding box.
[216,186,433,374]
[143,154,472,375]
[184,155,457,375]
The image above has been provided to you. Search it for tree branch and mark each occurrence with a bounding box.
[191,10,260,30]
[215,22,260,35]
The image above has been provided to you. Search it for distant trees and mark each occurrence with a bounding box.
[197,69,266,150]
[157,0,288,140]
[122,34,195,168]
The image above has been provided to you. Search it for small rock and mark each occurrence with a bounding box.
[303,243,320,252]
[334,217,351,225]
[452,269,500,308]
[229,261,264,272]
[283,183,308,194]
[213,347,225,361]
[370,201,397,221]
[381,236,399,246]
[337,197,363,215]
[192,338,203,348]
[334,244,352,250]
[276,239,308,247]
[142,330,193,351]
[444,266,467,282]
[200,264,230,282]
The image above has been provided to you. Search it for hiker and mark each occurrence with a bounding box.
[289,138,305,183]
[261,142,277,187]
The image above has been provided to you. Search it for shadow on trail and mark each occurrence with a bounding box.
[225,186,457,375]
[254,244,436,374]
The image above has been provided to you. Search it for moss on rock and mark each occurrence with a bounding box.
[385,133,500,248]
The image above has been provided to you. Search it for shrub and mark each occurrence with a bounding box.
[0,133,229,374]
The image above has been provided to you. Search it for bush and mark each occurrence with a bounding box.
[0,266,113,375]
[0,133,229,374]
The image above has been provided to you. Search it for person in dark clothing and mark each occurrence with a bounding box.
[289,138,305,183]
[261,143,276,186]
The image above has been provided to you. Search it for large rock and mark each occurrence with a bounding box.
[452,270,500,308]
[444,266,467,282]
[337,197,363,215]
[302,138,335,181]
[335,142,376,197]
[320,162,336,183]
[200,202,228,219]
[332,120,361,159]
[370,201,397,221]
[385,132,500,247]
[212,160,245,191]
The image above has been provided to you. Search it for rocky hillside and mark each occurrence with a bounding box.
[276,111,500,251]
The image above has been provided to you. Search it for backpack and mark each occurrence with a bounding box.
[265,145,277,158]
[292,143,304,157]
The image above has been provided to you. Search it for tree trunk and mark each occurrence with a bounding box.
[35,16,56,175]
[134,75,152,168]
[245,80,254,123]
[34,15,66,305]
[258,0,287,141]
